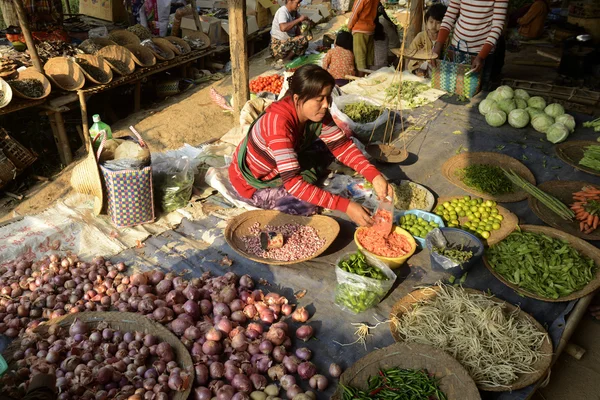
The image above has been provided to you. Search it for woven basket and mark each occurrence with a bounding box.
[43,57,85,91]
[79,38,118,55]
[0,128,36,170]
[182,30,211,50]
[75,54,113,85]
[156,79,181,97]
[0,149,16,190]
[96,45,136,76]
[555,140,600,177]
[9,67,52,100]
[145,38,176,61]
[108,29,142,46]
[2,312,194,400]
[389,286,553,391]
[165,36,192,55]
[125,44,157,67]
[0,77,12,108]
[332,342,481,400]
[224,210,340,265]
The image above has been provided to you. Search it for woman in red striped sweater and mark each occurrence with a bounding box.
[229,65,392,226]
[432,0,508,86]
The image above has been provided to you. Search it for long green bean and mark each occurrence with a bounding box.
[579,145,600,171]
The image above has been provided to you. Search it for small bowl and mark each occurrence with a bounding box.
[355,226,417,269]
[396,210,445,248]
[425,228,484,277]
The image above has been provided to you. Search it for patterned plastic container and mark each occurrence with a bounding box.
[396,210,445,248]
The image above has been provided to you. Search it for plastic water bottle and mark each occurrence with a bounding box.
[89,114,112,151]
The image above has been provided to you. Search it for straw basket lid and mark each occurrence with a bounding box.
[144,38,176,61]
[108,29,142,46]
[75,54,113,85]
[2,312,194,400]
[182,30,211,50]
[389,286,553,392]
[9,67,52,100]
[165,36,191,55]
[124,44,157,67]
[43,57,85,91]
[331,342,481,400]
[224,210,340,265]
[79,37,118,54]
[0,77,12,109]
[96,45,136,76]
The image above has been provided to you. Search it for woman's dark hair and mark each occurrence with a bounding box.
[425,3,447,22]
[336,31,353,51]
[286,65,335,103]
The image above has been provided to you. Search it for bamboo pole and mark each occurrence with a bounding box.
[14,0,44,73]
[228,0,250,117]
[64,0,72,15]
[405,0,423,52]
[188,0,203,32]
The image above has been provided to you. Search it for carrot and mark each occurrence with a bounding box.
[571,205,584,212]
[580,221,586,231]
[594,215,599,230]
[588,214,594,226]
[573,191,587,196]
[583,186,600,194]
[573,196,587,202]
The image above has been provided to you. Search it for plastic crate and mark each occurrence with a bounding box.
[396,210,445,248]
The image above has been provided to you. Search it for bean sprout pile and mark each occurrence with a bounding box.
[242,223,325,261]
[391,284,548,388]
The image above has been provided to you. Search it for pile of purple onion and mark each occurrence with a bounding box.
[0,253,343,399]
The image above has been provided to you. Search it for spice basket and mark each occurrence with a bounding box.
[165,36,192,55]
[426,227,483,277]
[124,44,157,67]
[96,45,136,76]
[9,67,52,100]
[396,210,445,248]
[0,149,17,190]
[108,29,141,46]
[44,57,85,91]
[147,38,176,61]
[79,38,118,54]
[0,128,36,170]
[75,54,113,85]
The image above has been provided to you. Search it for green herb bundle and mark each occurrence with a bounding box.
[459,164,514,195]
[343,102,382,124]
[432,245,473,265]
[579,145,600,171]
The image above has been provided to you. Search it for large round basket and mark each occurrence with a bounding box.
[125,44,157,67]
[441,152,535,202]
[224,210,340,265]
[79,38,118,54]
[8,67,51,100]
[182,31,211,50]
[75,54,113,85]
[389,287,553,391]
[96,45,136,76]
[43,57,85,91]
[366,144,409,163]
[555,140,600,177]
[165,36,192,55]
[435,196,518,246]
[483,224,600,302]
[0,77,13,108]
[3,312,193,400]
[331,342,480,400]
[108,29,142,46]
[145,38,176,61]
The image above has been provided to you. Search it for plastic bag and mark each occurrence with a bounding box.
[425,228,459,271]
[152,156,194,212]
[330,95,393,142]
[334,251,396,314]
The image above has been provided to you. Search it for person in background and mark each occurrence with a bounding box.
[432,0,508,89]
[517,0,549,40]
[372,2,394,69]
[322,31,356,86]
[348,0,380,74]
[0,373,56,400]
[22,0,63,30]
[406,3,447,77]
[270,0,310,67]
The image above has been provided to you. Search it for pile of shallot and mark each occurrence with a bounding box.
[0,318,189,400]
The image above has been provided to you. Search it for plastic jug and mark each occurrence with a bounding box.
[90,114,112,151]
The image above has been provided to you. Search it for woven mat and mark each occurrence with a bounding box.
[555,140,600,177]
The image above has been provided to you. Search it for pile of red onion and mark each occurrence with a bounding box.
[0,253,343,399]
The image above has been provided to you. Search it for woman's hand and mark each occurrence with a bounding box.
[471,56,484,73]
[431,42,444,68]
[372,175,394,201]
[347,202,373,227]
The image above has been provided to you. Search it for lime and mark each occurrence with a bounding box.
[485,200,494,207]
[458,210,466,217]
[481,231,491,239]
[481,212,490,218]
[451,219,459,225]
[491,209,499,215]
[474,212,481,219]
[492,222,501,230]
[495,215,504,221]
[443,202,450,208]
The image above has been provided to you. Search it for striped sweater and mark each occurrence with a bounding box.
[437,0,508,59]
[229,97,381,212]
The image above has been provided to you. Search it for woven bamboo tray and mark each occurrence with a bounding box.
[366,144,409,163]
[43,57,85,91]
[224,210,340,265]
[9,67,51,99]
[483,224,600,302]
[75,54,113,85]
[555,140,600,177]
[435,196,518,246]
[389,287,553,392]
[124,44,157,67]
[529,180,600,240]
[0,128,36,170]
[108,29,142,46]
[2,312,193,400]
[442,152,536,202]
[79,38,117,54]
[146,38,176,61]
[331,342,480,400]
[96,45,136,76]
[0,77,12,108]
[165,36,192,55]
[182,31,211,50]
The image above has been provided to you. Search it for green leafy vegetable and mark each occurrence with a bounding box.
[459,164,514,195]
[343,101,382,123]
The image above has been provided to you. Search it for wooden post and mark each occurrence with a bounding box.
[64,0,72,15]
[228,0,250,117]
[188,0,203,32]
[405,0,423,52]
[14,0,44,73]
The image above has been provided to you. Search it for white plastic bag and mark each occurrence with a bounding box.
[152,156,194,212]
[330,95,392,142]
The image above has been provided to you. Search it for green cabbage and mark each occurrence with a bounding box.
[546,123,570,144]
[478,99,499,115]
[486,110,507,127]
[544,103,565,118]
[531,114,555,133]
[486,91,498,102]
[555,114,576,132]
[498,99,517,114]
[528,96,547,110]
[515,98,527,109]
[508,109,530,128]
[526,107,543,119]
[495,86,514,101]
[514,89,530,101]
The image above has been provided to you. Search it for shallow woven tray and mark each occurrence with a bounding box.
[182,31,211,50]
[224,210,340,265]
[75,54,113,85]
[2,312,193,400]
[555,140,600,177]
[124,44,157,67]
[0,77,12,108]
[389,287,553,392]
[331,342,480,400]
[96,45,136,76]
[79,38,117,54]
[108,29,142,46]
[367,144,408,163]
[147,38,176,61]
[483,224,600,302]
[529,180,600,240]
[442,152,536,202]
[165,36,192,55]
[9,68,52,100]
[43,57,85,91]
[435,196,518,246]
